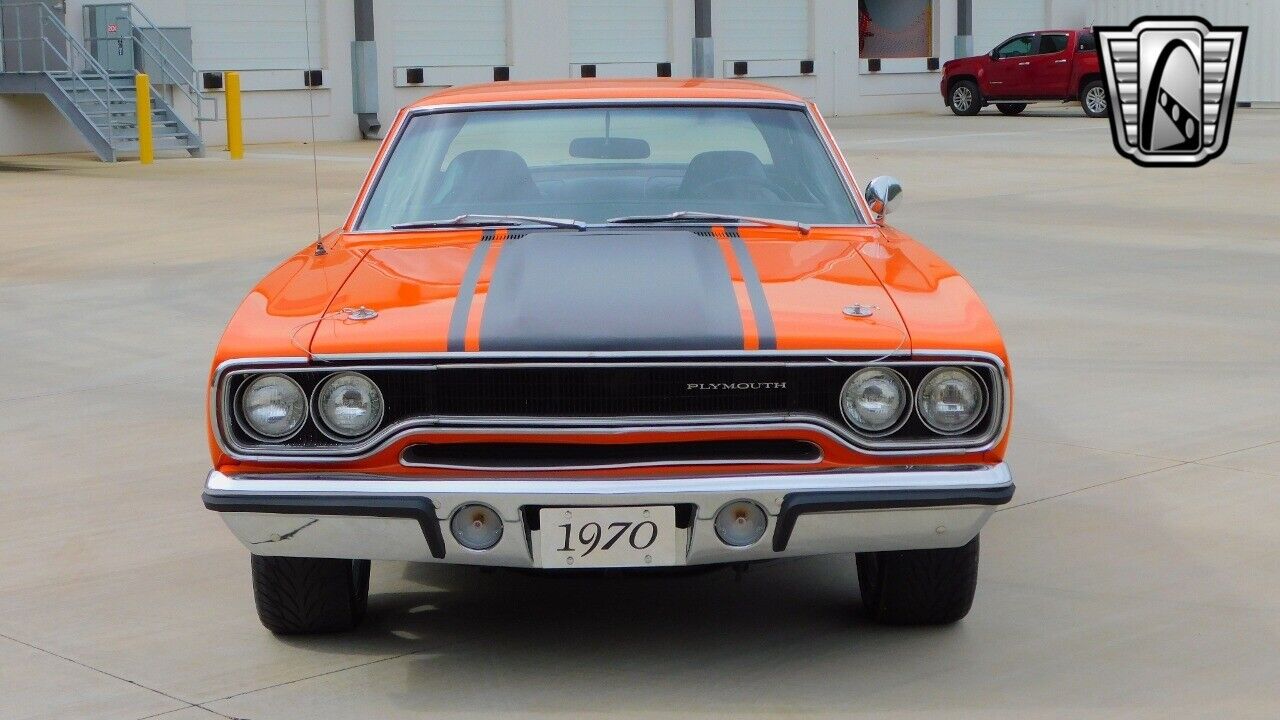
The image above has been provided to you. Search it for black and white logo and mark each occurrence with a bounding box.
[1097,16,1247,167]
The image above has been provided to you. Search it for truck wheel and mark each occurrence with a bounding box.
[949,81,982,116]
[250,555,371,634]
[856,535,979,625]
[996,103,1027,116]
[1081,80,1109,118]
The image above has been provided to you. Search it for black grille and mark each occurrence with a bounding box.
[401,439,821,469]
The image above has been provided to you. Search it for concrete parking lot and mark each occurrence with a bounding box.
[2,107,1279,719]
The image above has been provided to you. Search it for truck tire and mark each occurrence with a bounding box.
[1081,80,1109,118]
[996,103,1027,116]
[250,555,371,634]
[949,81,982,116]
[856,535,979,625]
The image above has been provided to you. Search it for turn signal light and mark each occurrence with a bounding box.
[450,504,504,550]
[714,500,768,547]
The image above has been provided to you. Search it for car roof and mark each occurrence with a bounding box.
[408,78,807,109]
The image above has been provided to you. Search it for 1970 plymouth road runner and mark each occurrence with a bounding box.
[203,79,1014,634]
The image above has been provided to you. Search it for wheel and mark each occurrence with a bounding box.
[1081,80,1109,118]
[856,535,979,625]
[250,555,371,634]
[949,80,982,116]
[996,103,1027,116]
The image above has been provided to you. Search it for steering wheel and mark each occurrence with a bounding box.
[689,176,785,201]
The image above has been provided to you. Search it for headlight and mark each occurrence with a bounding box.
[916,367,986,434]
[239,374,307,441]
[840,367,909,434]
[314,372,385,439]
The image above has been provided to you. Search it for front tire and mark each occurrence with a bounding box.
[1081,80,1109,118]
[250,555,371,634]
[996,103,1027,116]
[949,80,982,116]
[856,535,979,625]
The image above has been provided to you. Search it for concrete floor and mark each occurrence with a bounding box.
[2,107,1279,719]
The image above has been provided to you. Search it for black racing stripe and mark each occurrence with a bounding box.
[726,227,776,349]
[478,230,744,351]
[446,229,494,352]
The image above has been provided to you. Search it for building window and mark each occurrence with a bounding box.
[859,0,934,59]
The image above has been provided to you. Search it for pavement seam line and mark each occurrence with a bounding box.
[0,631,201,712]
[133,703,237,720]
[202,646,430,706]
[1010,434,1185,462]
[996,461,1189,512]
[1189,438,1280,462]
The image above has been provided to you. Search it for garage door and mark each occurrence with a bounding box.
[388,0,507,68]
[718,0,809,61]
[568,0,668,63]
[189,0,323,71]
[972,0,1045,57]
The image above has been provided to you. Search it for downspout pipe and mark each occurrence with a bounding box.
[692,0,713,78]
[351,0,380,138]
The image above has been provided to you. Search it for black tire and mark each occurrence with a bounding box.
[949,80,982,116]
[856,535,979,625]
[250,555,371,634]
[1080,79,1109,118]
[996,103,1027,116]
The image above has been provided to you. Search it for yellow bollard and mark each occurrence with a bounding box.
[225,71,244,159]
[135,73,153,165]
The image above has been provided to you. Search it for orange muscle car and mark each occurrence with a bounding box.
[203,79,1014,634]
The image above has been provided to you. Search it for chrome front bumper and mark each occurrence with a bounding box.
[203,464,1013,567]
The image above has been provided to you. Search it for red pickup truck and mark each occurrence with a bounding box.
[942,29,1106,117]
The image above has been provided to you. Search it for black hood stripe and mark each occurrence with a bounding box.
[446,229,494,352]
[726,227,777,350]
[477,230,745,351]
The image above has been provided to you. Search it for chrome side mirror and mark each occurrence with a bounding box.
[864,176,902,222]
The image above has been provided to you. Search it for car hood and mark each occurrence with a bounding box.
[307,228,910,356]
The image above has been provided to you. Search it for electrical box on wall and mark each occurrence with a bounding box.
[136,27,192,82]
[83,3,134,74]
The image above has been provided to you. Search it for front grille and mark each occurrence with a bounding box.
[401,439,821,470]
[218,358,1004,454]
[432,365,803,417]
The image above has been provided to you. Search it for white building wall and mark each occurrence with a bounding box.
[1087,0,1280,105]
[2,0,995,157]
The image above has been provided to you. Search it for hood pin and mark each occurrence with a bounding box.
[843,304,876,318]
[343,306,379,321]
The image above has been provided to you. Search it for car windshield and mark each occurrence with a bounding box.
[356,104,862,230]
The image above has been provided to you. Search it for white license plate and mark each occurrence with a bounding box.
[538,505,679,569]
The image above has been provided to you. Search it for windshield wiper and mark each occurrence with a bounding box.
[605,211,810,235]
[392,214,586,231]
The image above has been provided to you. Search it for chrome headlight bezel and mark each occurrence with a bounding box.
[838,366,913,437]
[235,373,309,443]
[914,366,988,436]
[312,371,386,441]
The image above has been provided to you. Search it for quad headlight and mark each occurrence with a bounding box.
[238,374,308,441]
[314,371,385,439]
[839,367,910,434]
[915,366,986,435]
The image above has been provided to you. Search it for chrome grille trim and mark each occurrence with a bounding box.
[210,352,1010,462]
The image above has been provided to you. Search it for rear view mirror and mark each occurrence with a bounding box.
[864,176,903,222]
[569,136,650,160]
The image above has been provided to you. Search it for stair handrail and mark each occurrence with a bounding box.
[115,2,218,121]
[128,27,218,121]
[5,2,131,147]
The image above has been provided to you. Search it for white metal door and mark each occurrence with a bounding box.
[568,0,668,64]
[388,0,507,68]
[188,0,322,71]
[718,0,810,61]
[973,0,1046,58]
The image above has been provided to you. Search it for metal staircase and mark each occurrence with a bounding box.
[0,2,210,161]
